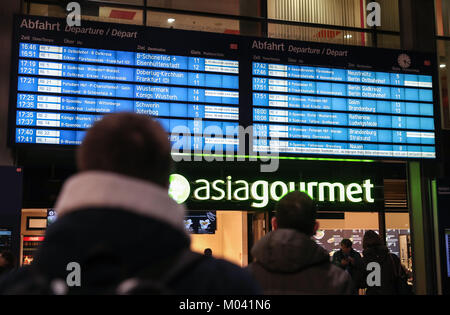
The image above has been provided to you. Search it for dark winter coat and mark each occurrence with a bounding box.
[332,248,363,294]
[0,171,261,295]
[247,229,353,295]
[360,245,402,295]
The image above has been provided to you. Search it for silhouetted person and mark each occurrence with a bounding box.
[204,248,212,257]
[360,230,409,295]
[0,113,261,295]
[247,191,352,294]
[332,239,363,294]
[0,251,16,277]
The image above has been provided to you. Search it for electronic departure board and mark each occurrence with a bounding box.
[11,16,240,153]
[252,64,435,158]
[248,40,437,159]
[9,15,439,160]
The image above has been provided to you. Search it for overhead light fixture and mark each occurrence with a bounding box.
[440,64,446,68]
[344,34,352,39]
[167,18,175,23]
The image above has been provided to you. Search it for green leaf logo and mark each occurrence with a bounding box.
[168,174,191,204]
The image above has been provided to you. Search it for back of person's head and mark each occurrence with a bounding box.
[363,230,383,250]
[341,238,353,248]
[77,113,172,187]
[204,248,212,256]
[274,191,317,236]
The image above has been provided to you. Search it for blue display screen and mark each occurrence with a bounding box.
[251,62,436,158]
[15,43,239,152]
[10,19,438,160]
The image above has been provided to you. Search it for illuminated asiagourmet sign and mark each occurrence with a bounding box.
[169,173,374,208]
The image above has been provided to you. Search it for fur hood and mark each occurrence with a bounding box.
[55,171,187,234]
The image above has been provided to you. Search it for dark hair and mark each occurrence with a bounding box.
[275,191,316,236]
[341,238,353,248]
[204,248,212,256]
[77,113,172,187]
[0,250,16,270]
[363,230,383,250]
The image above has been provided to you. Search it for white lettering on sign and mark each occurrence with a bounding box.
[169,174,376,208]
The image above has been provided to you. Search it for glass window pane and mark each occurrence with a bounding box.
[147,0,261,17]
[268,0,399,32]
[95,6,143,25]
[147,11,245,34]
[376,34,401,49]
[268,23,373,47]
[29,3,66,18]
[28,2,143,25]
[376,0,400,32]
[436,0,450,36]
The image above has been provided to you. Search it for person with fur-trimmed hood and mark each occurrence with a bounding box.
[0,113,261,295]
